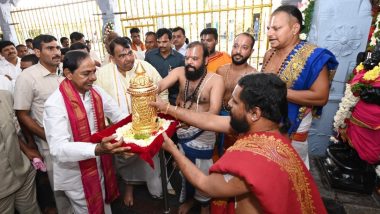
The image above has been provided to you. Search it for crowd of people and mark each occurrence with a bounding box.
[0,5,338,214]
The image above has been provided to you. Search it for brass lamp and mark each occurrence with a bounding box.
[127,62,159,136]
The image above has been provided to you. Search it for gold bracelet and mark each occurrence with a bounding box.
[164,103,170,114]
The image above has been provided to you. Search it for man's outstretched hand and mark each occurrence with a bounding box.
[95,135,132,156]
[150,96,169,113]
[161,132,177,153]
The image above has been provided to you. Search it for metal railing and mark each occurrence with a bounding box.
[117,0,272,69]
[10,0,105,58]
[10,0,272,69]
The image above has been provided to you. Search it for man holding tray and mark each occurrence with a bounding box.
[43,50,131,213]
[153,73,327,214]
[157,41,224,214]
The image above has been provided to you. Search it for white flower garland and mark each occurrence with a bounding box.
[298,0,315,40]
[330,84,359,143]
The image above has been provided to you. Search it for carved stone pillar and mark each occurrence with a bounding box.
[307,0,372,155]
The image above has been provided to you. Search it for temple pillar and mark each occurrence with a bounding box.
[307,0,372,155]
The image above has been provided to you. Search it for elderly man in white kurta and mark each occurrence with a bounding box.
[44,51,131,213]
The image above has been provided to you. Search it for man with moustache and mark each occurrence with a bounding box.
[200,28,231,73]
[0,41,21,81]
[145,31,158,53]
[216,33,257,152]
[157,41,224,214]
[14,34,72,213]
[146,28,185,105]
[16,44,28,58]
[96,37,168,206]
[262,5,338,168]
[44,51,131,213]
[60,37,70,48]
[152,73,327,214]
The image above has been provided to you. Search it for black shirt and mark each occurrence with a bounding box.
[145,48,185,105]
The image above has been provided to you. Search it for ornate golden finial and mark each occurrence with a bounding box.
[129,62,154,89]
[127,62,159,136]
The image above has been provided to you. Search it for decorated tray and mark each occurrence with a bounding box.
[91,113,178,167]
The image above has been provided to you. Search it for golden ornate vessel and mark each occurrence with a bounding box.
[127,62,159,136]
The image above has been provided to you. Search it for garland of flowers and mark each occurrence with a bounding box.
[331,83,359,143]
[330,61,380,143]
[298,0,315,40]
[367,7,380,52]
[102,22,114,42]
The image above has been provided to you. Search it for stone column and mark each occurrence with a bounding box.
[307,0,372,155]
[0,0,18,44]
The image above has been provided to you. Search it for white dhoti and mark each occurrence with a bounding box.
[115,154,162,197]
[291,112,312,169]
[177,126,215,203]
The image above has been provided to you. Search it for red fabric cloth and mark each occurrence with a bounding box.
[60,79,119,214]
[209,132,326,214]
[347,71,380,164]
[347,100,380,164]
[91,113,178,168]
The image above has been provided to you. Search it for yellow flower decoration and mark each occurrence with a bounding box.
[355,62,364,71]
[363,65,380,81]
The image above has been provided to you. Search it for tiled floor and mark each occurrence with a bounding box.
[310,157,380,214]
[111,170,201,214]
[110,157,380,214]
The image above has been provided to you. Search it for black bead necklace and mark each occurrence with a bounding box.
[182,71,207,109]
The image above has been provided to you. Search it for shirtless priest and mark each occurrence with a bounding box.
[157,41,224,214]
[153,73,327,214]
[216,32,257,153]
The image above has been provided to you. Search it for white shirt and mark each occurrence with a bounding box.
[173,43,187,56]
[0,75,13,93]
[0,58,21,81]
[43,85,127,190]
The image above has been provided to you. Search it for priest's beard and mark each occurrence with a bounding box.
[232,53,250,65]
[230,113,250,133]
[185,61,206,81]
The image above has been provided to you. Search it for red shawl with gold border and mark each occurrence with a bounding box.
[209,131,326,214]
[59,79,119,214]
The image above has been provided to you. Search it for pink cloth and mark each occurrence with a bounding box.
[347,72,380,164]
[347,100,380,164]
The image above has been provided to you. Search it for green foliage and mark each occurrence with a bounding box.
[351,82,373,95]
[133,133,150,140]
[301,0,315,35]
